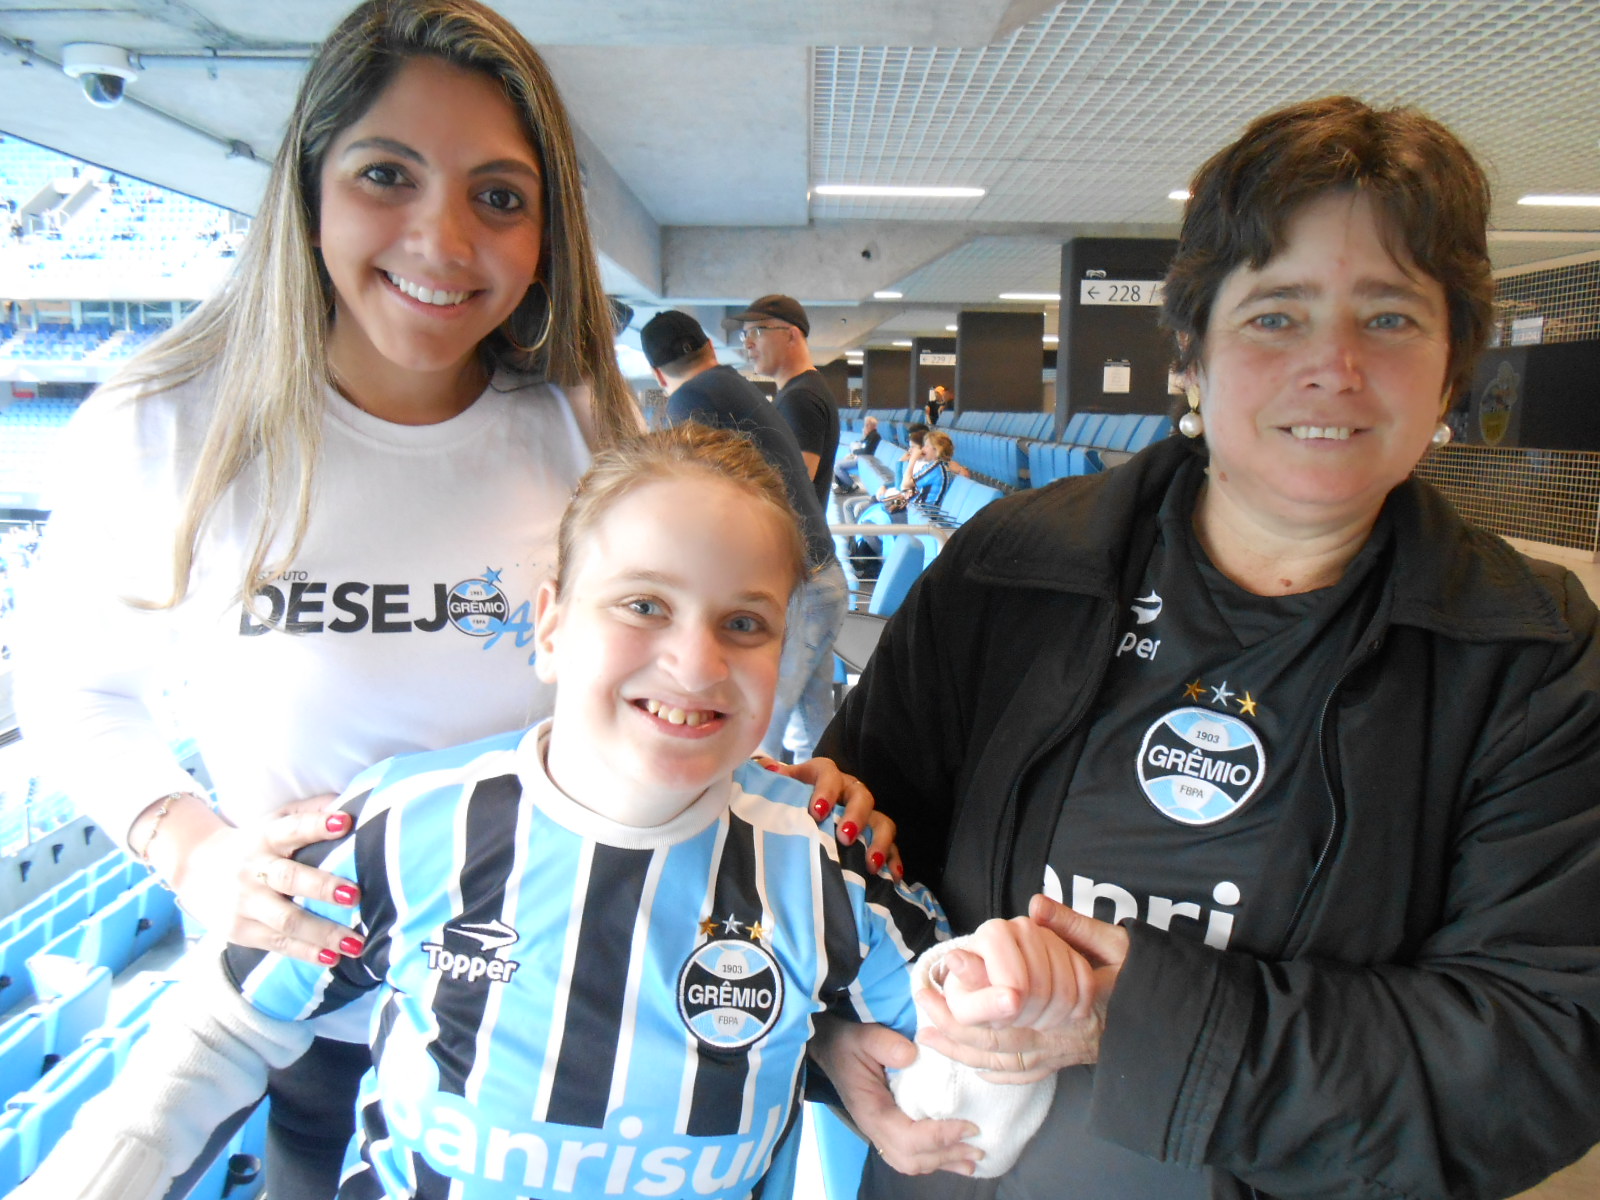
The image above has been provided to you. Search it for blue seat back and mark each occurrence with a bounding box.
[0,1014,44,1106]
[868,537,925,617]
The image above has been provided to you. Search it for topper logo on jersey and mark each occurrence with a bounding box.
[1116,590,1163,661]
[677,938,783,1051]
[1138,705,1266,825]
[422,917,522,984]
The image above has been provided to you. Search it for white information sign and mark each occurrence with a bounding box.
[1079,280,1165,306]
[918,352,956,366]
[1103,361,1132,394]
[1510,316,1545,346]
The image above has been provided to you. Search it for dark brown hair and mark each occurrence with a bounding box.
[1162,95,1494,403]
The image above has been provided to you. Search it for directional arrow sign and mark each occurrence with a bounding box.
[1079,280,1165,306]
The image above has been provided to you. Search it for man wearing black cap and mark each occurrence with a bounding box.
[723,295,840,512]
[640,310,847,761]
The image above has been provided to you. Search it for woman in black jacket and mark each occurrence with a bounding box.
[812,96,1600,1200]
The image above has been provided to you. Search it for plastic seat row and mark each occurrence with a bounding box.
[948,410,1055,441]
[1027,443,1102,487]
[0,853,148,1014]
[0,973,212,1195]
[1060,411,1172,458]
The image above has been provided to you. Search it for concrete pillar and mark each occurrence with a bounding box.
[910,337,956,417]
[863,348,912,413]
[955,311,1045,413]
[1055,237,1179,437]
[815,359,851,409]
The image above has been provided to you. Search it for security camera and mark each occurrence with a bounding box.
[61,43,139,109]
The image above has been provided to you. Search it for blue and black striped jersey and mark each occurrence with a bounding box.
[224,722,947,1200]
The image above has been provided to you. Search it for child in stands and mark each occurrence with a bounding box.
[19,426,1076,1199]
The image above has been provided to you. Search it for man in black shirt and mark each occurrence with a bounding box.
[642,310,847,761]
[724,294,840,511]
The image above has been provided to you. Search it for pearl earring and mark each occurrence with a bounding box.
[1431,421,1453,447]
[1179,383,1204,439]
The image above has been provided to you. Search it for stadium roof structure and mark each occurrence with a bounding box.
[0,0,1597,358]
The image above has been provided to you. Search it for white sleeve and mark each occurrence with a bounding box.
[889,937,1058,1180]
[12,951,314,1200]
[15,383,206,849]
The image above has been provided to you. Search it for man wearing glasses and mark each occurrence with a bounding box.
[723,294,844,762]
[725,295,840,511]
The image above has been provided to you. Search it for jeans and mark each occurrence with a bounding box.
[762,558,848,760]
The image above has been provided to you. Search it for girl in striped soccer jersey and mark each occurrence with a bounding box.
[20,425,1069,1200]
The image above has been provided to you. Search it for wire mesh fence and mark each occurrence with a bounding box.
[1415,444,1600,555]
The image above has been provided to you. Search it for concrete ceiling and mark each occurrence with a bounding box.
[2,0,1598,361]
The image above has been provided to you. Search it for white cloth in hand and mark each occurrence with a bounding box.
[889,935,1057,1179]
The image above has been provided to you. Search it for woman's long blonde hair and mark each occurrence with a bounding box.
[119,0,637,608]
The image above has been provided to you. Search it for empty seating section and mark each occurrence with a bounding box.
[0,844,223,1194]
[0,397,85,504]
[0,323,164,365]
[837,407,1170,491]
[2,134,244,284]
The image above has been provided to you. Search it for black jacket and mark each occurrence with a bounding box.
[821,437,1600,1199]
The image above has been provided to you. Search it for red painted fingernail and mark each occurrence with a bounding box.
[870,850,886,872]
[839,821,860,844]
[326,813,351,833]
[762,761,782,772]
[317,949,339,966]
[339,936,365,956]
[810,797,833,819]
[893,861,904,879]
[333,885,360,906]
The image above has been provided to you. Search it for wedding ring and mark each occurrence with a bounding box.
[1013,1051,1026,1072]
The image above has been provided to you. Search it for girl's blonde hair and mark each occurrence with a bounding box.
[120,0,636,608]
[926,430,954,461]
[554,425,806,599]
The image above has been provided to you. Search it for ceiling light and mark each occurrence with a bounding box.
[1168,190,1191,201]
[1518,194,1600,207]
[873,290,903,300]
[892,340,912,347]
[1043,335,1059,343]
[945,325,958,332]
[815,185,985,199]
[999,292,1060,302]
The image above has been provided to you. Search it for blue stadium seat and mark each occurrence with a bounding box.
[0,919,51,1014]
[868,536,925,618]
[0,1013,45,1105]
[1073,412,1111,446]
[25,958,112,1064]
[4,1041,117,1174]
[40,886,144,976]
[130,876,181,958]
[0,1122,22,1194]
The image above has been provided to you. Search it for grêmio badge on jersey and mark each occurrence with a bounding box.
[1138,705,1266,826]
[678,913,783,1052]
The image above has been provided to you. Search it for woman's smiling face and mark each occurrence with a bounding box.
[1195,189,1451,534]
[318,55,544,396]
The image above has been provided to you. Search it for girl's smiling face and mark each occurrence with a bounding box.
[318,55,544,413]
[534,472,795,825]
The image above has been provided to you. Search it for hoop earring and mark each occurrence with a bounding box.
[1431,421,1453,447]
[1179,383,1204,439]
[501,280,553,358]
